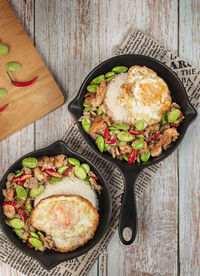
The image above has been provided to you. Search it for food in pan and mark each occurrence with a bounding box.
[79,65,184,164]
[2,155,101,252]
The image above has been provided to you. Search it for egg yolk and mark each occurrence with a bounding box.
[50,202,78,228]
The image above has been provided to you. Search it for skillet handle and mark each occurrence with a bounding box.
[118,168,140,245]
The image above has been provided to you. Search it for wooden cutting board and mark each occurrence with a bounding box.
[0,0,65,141]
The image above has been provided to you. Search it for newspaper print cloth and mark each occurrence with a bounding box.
[0,29,199,276]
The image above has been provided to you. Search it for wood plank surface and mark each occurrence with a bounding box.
[0,0,64,141]
[0,0,199,276]
[179,0,200,275]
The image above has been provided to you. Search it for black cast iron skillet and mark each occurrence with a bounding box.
[0,141,112,269]
[68,54,197,245]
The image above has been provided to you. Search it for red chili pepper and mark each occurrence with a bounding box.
[171,123,180,127]
[64,165,75,176]
[90,81,94,84]
[0,104,8,113]
[105,139,116,144]
[104,126,109,139]
[94,176,99,180]
[19,180,25,186]
[7,72,38,87]
[45,169,63,178]
[15,208,26,222]
[178,112,183,121]
[129,130,144,135]
[13,174,32,183]
[128,149,138,164]
[153,131,160,140]
[46,175,51,181]
[27,242,33,248]
[2,201,17,207]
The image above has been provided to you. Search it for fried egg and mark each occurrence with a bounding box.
[104,66,171,126]
[31,195,99,252]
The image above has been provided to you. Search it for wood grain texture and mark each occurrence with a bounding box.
[0,0,64,141]
[0,0,199,275]
[0,0,34,275]
[179,0,200,275]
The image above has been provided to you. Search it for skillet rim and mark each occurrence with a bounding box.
[0,140,112,269]
[68,54,197,170]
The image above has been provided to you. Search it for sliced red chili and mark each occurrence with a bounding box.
[128,149,138,164]
[94,176,99,180]
[104,126,109,139]
[46,175,51,181]
[129,130,144,135]
[64,165,75,176]
[16,208,26,222]
[2,201,17,207]
[45,169,63,178]
[90,81,94,84]
[7,72,38,87]
[13,174,32,183]
[105,139,116,144]
[19,180,25,186]
[153,131,160,140]
[27,241,33,248]
[0,104,8,113]
[178,112,183,121]
[171,123,180,127]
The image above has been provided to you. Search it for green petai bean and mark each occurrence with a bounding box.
[114,123,129,130]
[112,66,128,73]
[131,140,144,150]
[135,120,144,131]
[104,143,109,151]
[83,106,91,112]
[168,109,181,123]
[140,151,150,162]
[58,166,68,175]
[105,75,116,82]
[22,157,38,168]
[92,74,105,84]
[16,185,27,201]
[50,176,62,182]
[0,43,9,56]
[10,218,25,229]
[74,166,87,180]
[15,171,23,178]
[81,118,91,132]
[15,229,27,240]
[67,157,80,166]
[119,141,126,147]
[6,61,21,72]
[29,185,44,198]
[84,176,90,184]
[81,163,90,174]
[97,107,103,115]
[105,71,115,78]
[29,231,39,239]
[117,131,134,142]
[0,88,7,99]
[83,101,92,108]
[87,84,98,93]
[28,237,43,248]
[96,135,105,152]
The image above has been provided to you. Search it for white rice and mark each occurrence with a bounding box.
[34,176,99,209]
[104,73,129,123]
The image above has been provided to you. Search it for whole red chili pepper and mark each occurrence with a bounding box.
[104,126,109,139]
[13,174,32,183]
[45,169,63,178]
[153,131,160,140]
[7,72,38,87]
[171,123,180,127]
[2,201,17,207]
[64,165,75,176]
[129,130,144,135]
[0,104,8,113]
[105,139,117,144]
[128,149,138,164]
[15,208,26,222]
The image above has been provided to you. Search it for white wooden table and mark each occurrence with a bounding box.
[0,0,199,275]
